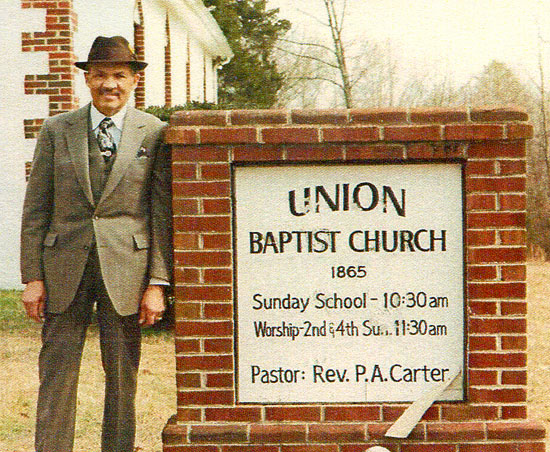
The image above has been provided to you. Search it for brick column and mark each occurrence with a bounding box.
[21,0,79,141]
[186,39,191,103]
[163,107,545,451]
[165,13,172,108]
[203,55,207,102]
[133,0,145,109]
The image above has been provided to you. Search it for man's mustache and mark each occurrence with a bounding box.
[99,89,120,96]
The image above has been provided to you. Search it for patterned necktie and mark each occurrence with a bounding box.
[97,117,116,163]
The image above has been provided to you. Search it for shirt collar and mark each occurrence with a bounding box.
[90,103,127,131]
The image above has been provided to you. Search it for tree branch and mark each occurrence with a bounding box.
[537,27,550,190]
[350,64,374,87]
[287,75,344,89]
[275,46,340,69]
[278,37,335,55]
[338,0,347,34]
[295,7,330,27]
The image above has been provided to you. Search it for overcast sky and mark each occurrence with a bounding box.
[267,0,548,85]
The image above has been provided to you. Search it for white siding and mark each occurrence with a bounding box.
[142,0,167,106]
[204,53,216,103]
[0,4,49,287]
[170,22,189,105]
[189,38,204,101]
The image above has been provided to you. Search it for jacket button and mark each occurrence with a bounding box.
[94,215,99,220]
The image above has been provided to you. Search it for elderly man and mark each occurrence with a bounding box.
[20,36,172,452]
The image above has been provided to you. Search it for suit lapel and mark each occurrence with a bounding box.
[100,107,147,204]
[65,105,95,206]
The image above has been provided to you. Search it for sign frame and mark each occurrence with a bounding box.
[231,159,468,405]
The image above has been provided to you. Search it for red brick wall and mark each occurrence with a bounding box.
[22,0,79,139]
[186,39,191,103]
[133,0,145,109]
[165,13,172,108]
[163,107,545,451]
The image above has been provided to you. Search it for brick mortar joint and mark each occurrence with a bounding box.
[165,125,532,146]
[169,107,530,126]
[167,123,530,130]
[164,419,546,441]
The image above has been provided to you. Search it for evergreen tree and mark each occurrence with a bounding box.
[205,0,291,108]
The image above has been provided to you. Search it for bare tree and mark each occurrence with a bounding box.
[274,32,329,108]
[349,40,399,107]
[276,3,458,110]
[322,0,353,106]
[276,28,402,108]
[462,60,532,107]
[275,0,359,108]
[536,31,550,186]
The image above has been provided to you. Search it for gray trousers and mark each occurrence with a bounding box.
[35,248,141,452]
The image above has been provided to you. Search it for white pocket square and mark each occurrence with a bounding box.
[137,146,150,158]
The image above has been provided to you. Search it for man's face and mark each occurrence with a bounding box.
[84,63,140,116]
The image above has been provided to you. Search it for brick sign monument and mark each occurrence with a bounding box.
[162,106,546,451]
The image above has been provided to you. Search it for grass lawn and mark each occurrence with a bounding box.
[0,289,31,333]
[0,290,176,452]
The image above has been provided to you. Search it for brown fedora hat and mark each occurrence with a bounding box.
[75,36,147,71]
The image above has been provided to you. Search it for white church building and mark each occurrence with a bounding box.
[0,0,232,287]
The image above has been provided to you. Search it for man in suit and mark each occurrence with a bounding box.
[20,36,172,452]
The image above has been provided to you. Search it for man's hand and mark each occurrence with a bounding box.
[138,285,165,327]
[21,280,46,322]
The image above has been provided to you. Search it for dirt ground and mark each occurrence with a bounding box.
[527,261,550,447]
[1,262,550,451]
[0,327,175,452]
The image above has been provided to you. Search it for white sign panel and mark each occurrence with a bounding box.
[233,163,464,403]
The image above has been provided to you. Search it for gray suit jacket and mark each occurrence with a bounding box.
[21,104,172,315]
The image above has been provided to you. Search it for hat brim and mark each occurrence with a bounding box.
[75,60,148,71]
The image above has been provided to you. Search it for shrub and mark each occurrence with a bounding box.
[144,102,220,122]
